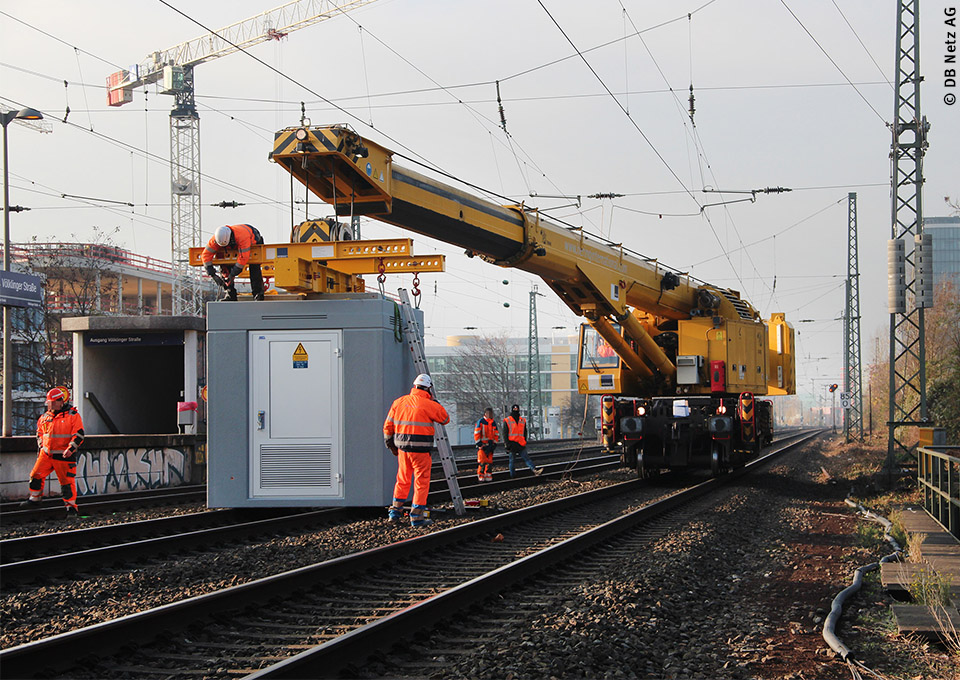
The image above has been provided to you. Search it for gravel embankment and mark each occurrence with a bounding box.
[1,468,635,649]
[359,436,937,680]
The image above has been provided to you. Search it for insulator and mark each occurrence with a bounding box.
[914,233,934,309]
[887,239,906,314]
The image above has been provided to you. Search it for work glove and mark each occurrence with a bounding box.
[484,442,496,454]
[228,264,243,279]
[384,437,399,457]
[205,264,216,277]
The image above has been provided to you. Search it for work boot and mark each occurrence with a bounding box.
[387,506,403,524]
[410,505,432,528]
[253,292,264,301]
[19,498,41,509]
[65,506,79,518]
[534,467,543,476]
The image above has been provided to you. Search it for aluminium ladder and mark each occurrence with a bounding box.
[397,288,465,516]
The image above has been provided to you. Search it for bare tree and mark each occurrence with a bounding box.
[436,334,528,425]
[945,195,960,216]
[561,390,597,438]
[5,228,123,432]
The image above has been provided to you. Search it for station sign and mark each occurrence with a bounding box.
[84,331,184,346]
[0,270,43,309]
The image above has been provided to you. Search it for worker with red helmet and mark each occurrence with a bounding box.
[20,387,85,517]
[503,404,542,478]
[474,407,499,482]
[201,224,265,301]
[383,373,450,527]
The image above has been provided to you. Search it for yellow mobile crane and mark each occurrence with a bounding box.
[221,124,795,476]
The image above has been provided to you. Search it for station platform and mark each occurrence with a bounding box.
[880,506,960,637]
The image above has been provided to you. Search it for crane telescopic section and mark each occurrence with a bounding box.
[270,124,795,399]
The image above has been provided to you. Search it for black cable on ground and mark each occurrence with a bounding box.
[821,498,903,678]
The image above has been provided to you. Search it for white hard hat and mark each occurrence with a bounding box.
[413,373,433,389]
[214,225,232,246]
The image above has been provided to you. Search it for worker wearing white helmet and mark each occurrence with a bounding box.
[200,224,265,301]
[383,373,450,527]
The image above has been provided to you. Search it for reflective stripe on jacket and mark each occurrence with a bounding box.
[503,416,527,447]
[200,224,262,267]
[474,416,498,444]
[383,388,450,454]
[37,406,84,460]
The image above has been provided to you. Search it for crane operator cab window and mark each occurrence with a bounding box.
[579,324,621,370]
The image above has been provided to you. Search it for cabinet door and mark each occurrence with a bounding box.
[250,330,343,498]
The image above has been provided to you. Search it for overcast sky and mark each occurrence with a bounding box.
[2,0,957,405]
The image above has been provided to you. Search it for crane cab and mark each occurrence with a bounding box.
[577,323,647,396]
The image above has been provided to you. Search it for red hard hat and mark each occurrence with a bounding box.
[46,387,69,402]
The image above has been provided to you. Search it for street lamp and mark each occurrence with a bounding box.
[3,107,44,437]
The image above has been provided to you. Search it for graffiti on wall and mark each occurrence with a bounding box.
[75,448,188,496]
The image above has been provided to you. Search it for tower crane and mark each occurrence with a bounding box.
[106,0,378,316]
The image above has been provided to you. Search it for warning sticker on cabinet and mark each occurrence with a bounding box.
[292,343,308,369]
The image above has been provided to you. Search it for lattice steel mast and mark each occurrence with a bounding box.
[527,285,545,440]
[887,0,931,474]
[844,192,863,442]
[170,67,202,316]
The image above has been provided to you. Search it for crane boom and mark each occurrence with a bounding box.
[107,0,377,98]
[270,124,795,400]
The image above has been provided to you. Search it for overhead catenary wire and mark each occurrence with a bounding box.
[779,0,887,124]
[2,5,876,338]
[829,0,893,90]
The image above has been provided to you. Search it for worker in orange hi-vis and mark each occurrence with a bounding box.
[503,404,542,478]
[20,387,85,518]
[201,224,265,301]
[474,407,499,482]
[383,374,450,528]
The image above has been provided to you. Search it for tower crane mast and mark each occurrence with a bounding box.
[106,0,378,316]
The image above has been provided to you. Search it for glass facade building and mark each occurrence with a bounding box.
[924,216,960,286]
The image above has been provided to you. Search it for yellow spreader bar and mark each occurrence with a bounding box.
[188,238,445,294]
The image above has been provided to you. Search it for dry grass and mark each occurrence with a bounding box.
[929,604,960,657]
[908,532,928,564]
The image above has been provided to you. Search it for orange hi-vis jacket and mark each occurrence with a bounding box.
[504,415,527,447]
[37,405,84,460]
[474,416,499,445]
[383,388,450,454]
[201,224,259,268]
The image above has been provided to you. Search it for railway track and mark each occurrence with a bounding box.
[0,447,617,585]
[0,439,598,523]
[0,430,821,679]
[0,485,208,522]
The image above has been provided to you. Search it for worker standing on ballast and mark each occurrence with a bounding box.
[503,404,542,478]
[20,387,85,517]
[383,374,450,527]
[201,224,265,301]
[474,407,499,482]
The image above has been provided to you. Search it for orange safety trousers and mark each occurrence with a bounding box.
[477,447,493,478]
[393,449,432,507]
[29,453,78,508]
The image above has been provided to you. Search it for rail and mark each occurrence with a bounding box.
[0,431,821,677]
[918,445,960,538]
